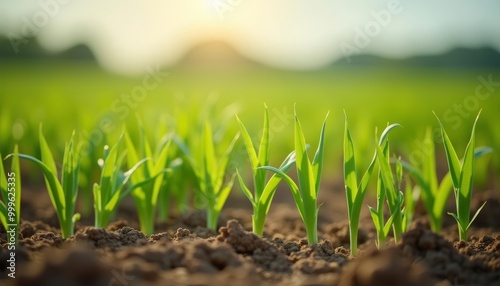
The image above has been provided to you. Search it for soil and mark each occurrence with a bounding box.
[1,185,499,286]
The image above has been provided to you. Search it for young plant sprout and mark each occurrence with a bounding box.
[401,166,419,233]
[154,116,190,221]
[343,115,400,255]
[1,146,21,244]
[174,122,240,230]
[260,108,328,245]
[371,139,405,247]
[435,111,488,241]
[400,128,492,233]
[13,127,80,238]
[358,123,402,248]
[124,126,177,235]
[235,106,297,236]
[93,134,149,228]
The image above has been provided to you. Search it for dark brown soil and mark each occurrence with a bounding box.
[1,186,499,286]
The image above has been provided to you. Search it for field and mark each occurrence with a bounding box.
[1,59,500,285]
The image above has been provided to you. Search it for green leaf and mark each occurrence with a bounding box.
[203,122,217,175]
[294,109,316,201]
[93,183,102,212]
[378,124,402,145]
[434,113,462,190]
[215,173,235,212]
[404,176,418,231]
[102,136,122,187]
[254,106,271,196]
[236,169,255,206]
[448,212,465,234]
[383,210,397,237]
[466,200,487,231]
[259,150,296,213]
[151,139,172,204]
[122,158,151,186]
[39,125,58,177]
[399,160,432,206]
[61,132,79,215]
[171,135,196,169]
[358,124,400,203]
[423,128,438,193]
[16,154,65,217]
[395,157,403,190]
[213,132,239,194]
[433,173,452,220]
[457,113,479,223]
[312,112,328,194]
[121,169,171,202]
[259,166,304,218]
[344,114,358,208]
[375,143,396,206]
[236,115,258,168]
[72,213,81,224]
[101,158,150,216]
[257,105,270,168]
[124,130,145,183]
[368,206,381,230]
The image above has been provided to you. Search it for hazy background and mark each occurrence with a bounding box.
[1,0,500,74]
[0,0,499,191]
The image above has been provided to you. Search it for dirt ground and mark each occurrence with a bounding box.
[1,183,499,286]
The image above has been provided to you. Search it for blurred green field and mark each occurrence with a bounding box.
[1,59,499,188]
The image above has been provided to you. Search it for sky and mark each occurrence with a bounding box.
[1,0,499,75]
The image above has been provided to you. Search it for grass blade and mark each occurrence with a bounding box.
[294,109,316,201]
[236,115,258,168]
[236,169,255,206]
[312,112,328,194]
[259,166,303,217]
[344,115,357,209]
[257,105,270,168]
[466,201,487,231]
[434,113,462,189]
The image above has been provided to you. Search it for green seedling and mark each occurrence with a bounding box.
[1,146,21,244]
[260,109,328,245]
[236,106,297,236]
[402,173,419,232]
[372,139,405,246]
[435,111,489,241]
[344,115,400,255]
[174,122,240,230]
[12,127,80,238]
[125,125,177,235]
[93,135,150,228]
[400,128,492,233]
[146,116,187,221]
